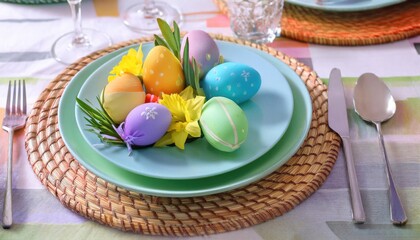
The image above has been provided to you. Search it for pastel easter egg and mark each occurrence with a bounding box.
[102,73,145,124]
[142,46,185,96]
[200,97,248,152]
[118,103,171,147]
[181,30,220,77]
[202,62,261,104]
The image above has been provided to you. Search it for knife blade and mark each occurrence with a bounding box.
[328,68,366,224]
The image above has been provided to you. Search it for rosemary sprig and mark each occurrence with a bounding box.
[76,97,124,145]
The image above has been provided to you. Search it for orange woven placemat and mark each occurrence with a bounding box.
[25,35,340,236]
[215,0,420,45]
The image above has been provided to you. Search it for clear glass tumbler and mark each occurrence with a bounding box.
[227,0,284,44]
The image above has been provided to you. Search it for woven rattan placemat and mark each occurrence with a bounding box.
[25,35,340,236]
[215,0,420,46]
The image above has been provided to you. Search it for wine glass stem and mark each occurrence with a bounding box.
[142,0,162,17]
[144,0,156,9]
[68,0,88,46]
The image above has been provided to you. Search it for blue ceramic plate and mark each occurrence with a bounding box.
[75,41,294,180]
[286,0,404,12]
[58,42,312,197]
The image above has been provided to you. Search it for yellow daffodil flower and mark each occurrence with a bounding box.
[155,86,205,150]
[108,45,144,82]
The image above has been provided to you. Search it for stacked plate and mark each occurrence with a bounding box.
[58,41,312,197]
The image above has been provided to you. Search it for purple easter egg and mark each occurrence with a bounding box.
[119,103,171,147]
[181,30,220,77]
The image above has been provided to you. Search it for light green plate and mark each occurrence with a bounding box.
[75,41,294,179]
[58,42,312,197]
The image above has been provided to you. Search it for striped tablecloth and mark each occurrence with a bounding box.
[0,0,419,239]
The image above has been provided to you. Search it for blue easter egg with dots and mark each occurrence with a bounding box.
[202,62,261,104]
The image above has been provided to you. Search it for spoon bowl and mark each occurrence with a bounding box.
[353,73,407,225]
[353,73,396,123]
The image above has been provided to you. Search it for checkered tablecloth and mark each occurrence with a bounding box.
[0,1,419,239]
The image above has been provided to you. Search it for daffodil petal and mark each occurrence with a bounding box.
[186,121,201,138]
[108,47,143,81]
[108,75,116,82]
[185,96,205,121]
[154,133,174,147]
[160,94,187,121]
[180,86,194,100]
[172,131,188,150]
[168,122,187,132]
[156,86,205,150]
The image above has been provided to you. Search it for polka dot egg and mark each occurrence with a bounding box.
[202,62,261,104]
[181,30,220,78]
[142,46,185,96]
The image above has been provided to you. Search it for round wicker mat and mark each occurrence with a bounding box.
[25,35,340,236]
[215,0,420,46]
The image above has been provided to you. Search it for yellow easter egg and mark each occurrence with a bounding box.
[102,73,146,124]
[142,46,185,96]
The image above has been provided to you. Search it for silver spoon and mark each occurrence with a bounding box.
[353,73,407,225]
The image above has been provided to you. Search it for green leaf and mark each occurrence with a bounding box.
[154,34,170,49]
[157,18,178,56]
[218,55,224,65]
[154,18,183,60]
[180,38,206,97]
[192,58,205,96]
[173,21,181,58]
[182,38,192,86]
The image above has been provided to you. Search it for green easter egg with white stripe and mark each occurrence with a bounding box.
[200,97,248,152]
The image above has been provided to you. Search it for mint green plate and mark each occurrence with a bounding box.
[75,41,294,179]
[58,42,312,197]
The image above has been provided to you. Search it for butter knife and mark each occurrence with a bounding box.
[328,68,366,223]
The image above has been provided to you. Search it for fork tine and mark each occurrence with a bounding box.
[5,81,11,115]
[11,80,16,115]
[17,80,22,115]
[22,80,27,115]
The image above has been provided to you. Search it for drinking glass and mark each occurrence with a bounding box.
[51,0,112,65]
[227,0,284,44]
[123,0,183,33]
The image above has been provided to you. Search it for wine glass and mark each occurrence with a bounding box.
[51,0,113,65]
[123,0,183,33]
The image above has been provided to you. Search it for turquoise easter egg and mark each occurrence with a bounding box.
[200,97,248,152]
[202,62,261,104]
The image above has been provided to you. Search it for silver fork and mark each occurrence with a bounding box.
[2,80,27,229]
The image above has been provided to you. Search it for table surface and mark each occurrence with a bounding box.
[0,0,420,239]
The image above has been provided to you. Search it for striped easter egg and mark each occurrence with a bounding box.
[101,73,145,124]
[199,97,248,152]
